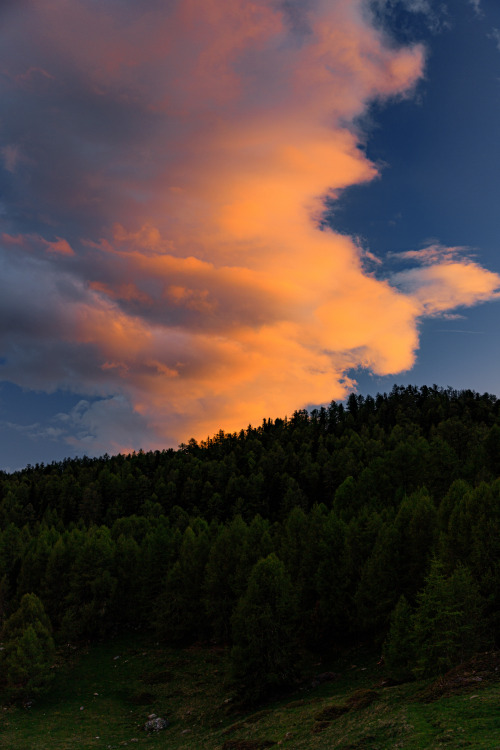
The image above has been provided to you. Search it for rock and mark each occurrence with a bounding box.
[144,717,169,732]
[147,713,157,719]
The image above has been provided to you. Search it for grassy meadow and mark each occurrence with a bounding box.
[1,636,498,750]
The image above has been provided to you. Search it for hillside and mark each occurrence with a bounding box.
[0,385,499,721]
[1,634,499,749]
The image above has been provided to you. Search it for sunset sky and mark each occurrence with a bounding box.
[2,0,500,471]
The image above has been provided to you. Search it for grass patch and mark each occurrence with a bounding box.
[0,637,498,749]
[222,741,276,749]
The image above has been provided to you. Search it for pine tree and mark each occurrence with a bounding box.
[203,516,249,643]
[413,560,485,678]
[231,554,296,703]
[315,510,349,644]
[0,593,55,699]
[155,524,210,644]
[61,526,117,640]
[382,595,415,681]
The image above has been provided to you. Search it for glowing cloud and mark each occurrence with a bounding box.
[0,0,499,453]
[393,260,500,315]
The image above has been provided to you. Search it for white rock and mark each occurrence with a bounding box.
[144,717,168,732]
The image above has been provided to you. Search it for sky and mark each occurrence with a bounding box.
[1,0,500,471]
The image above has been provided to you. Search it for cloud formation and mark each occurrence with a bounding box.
[469,0,483,18]
[0,0,499,453]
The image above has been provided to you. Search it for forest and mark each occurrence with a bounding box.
[0,384,498,703]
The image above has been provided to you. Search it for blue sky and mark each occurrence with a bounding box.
[334,0,500,397]
[1,0,500,471]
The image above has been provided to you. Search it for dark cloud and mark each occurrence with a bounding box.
[280,0,316,34]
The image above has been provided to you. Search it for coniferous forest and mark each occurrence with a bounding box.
[0,385,499,703]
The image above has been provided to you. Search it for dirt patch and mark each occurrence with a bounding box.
[142,669,172,684]
[128,690,156,705]
[313,688,379,722]
[314,704,349,721]
[222,744,274,750]
[222,710,272,735]
[376,676,408,687]
[417,651,500,703]
[222,723,243,736]
[244,709,272,724]
[345,688,379,710]
[336,735,378,749]
[285,697,321,709]
[311,720,331,733]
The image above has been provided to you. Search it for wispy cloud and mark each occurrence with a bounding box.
[434,329,485,333]
[469,0,483,18]
[389,243,476,265]
[489,27,500,51]
[389,244,500,316]
[0,420,64,442]
[370,0,450,36]
[0,0,498,453]
[391,259,500,315]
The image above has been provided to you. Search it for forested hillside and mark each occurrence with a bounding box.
[0,385,499,702]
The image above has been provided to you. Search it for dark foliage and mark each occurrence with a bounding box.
[0,385,498,700]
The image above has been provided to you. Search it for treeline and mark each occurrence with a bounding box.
[0,385,499,700]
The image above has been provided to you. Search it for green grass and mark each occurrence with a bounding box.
[1,638,499,749]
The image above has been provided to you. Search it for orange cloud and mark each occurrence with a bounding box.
[43,237,75,256]
[2,233,25,246]
[1,0,499,454]
[393,261,500,315]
